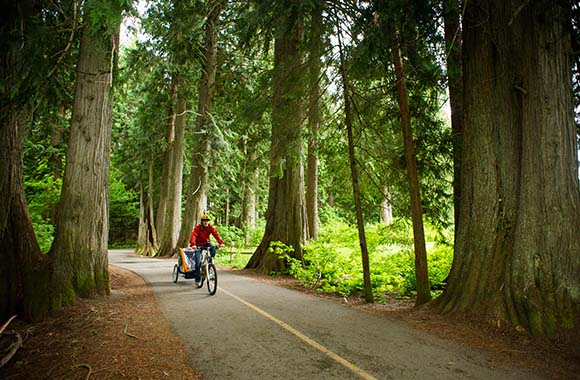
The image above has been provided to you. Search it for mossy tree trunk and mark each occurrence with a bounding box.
[0,106,49,321]
[436,0,580,338]
[0,2,43,322]
[50,2,121,307]
[246,5,305,274]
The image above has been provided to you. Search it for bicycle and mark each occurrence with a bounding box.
[194,247,218,295]
[172,247,218,296]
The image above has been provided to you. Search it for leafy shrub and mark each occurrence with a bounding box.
[245,220,266,245]
[108,169,139,246]
[283,218,453,301]
[26,174,62,253]
[217,225,245,246]
[216,251,251,269]
[30,213,55,254]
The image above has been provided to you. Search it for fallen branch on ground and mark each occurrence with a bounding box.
[0,315,17,336]
[0,331,23,369]
[123,324,139,339]
[74,363,93,380]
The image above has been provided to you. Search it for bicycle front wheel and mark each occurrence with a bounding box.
[172,264,179,283]
[206,263,217,295]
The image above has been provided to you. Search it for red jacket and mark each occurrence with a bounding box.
[189,223,224,247]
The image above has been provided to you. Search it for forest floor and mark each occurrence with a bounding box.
[1,265,579,380]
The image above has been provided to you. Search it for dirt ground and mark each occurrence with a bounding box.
[1,265,579,380]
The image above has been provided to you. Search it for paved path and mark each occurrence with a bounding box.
[109,249,543,380]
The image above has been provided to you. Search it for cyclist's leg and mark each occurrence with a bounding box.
[207,242,217,257]
[194,249,202,282]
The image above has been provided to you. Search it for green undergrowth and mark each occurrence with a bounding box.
[251,218,454,302]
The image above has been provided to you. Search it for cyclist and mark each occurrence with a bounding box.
[188,214,224,283]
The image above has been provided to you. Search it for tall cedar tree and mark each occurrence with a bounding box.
[155,76,179,245]
[246,4,305,273]
[0,1,47,321]
[50,0,122,306]
[436,0,580,338]
[305,2,323,241]
[179,0,223,248]
[157,91,186,256]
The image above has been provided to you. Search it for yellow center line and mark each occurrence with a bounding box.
[220,288,378,380]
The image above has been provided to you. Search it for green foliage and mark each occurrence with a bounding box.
[283,218,453,301]
[245,221,266,245]
[216,251,251,269]
[108,169,139,246]
[29,213,55,254]
[26,174,62,253]
[217,225,245,246]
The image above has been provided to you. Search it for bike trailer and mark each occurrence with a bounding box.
[178,248,197,279]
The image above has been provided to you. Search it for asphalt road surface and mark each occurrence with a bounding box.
[109,249,544,380]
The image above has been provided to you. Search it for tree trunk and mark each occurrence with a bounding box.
[178,0,222,248]
[306,3,323,241]
[246,7,304,273]
[380,186,393,224]
[337,30,373,303]
[155,76,178,239]
[443,0,464,241]
[0,107,49,321]
[391,31,431,305]
[136,161,158,256]
[50,6,120,305]
[436,0,580,338]
[0,2,47,321]
[239,139,259,244]
[157,94,186,256]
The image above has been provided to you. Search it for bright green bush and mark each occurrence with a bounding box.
[217,225,245,246]
[286,219,453,301]
[26,174,62,253]
[216,251,251,269]
[108,169,139,246]
[30,213,55,254]
[246,220,266,245]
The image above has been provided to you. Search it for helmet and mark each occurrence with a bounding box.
[200,214,210,221]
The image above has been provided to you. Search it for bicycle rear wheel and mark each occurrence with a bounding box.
[206,263,217,295]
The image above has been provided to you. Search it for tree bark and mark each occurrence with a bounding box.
[239,137,259,244]
[380,186,393,224]
[136,160,158,256]
[0,107,49,321]
[157,94,186,256]
[0,2,47,321]
[246,7,304,273]
[391,31,431,305]
[178,0,222,248]
[50,5,120,305]
[437,0,580,338]
[155,76,178,240]
[443,0,464,241]
[306,3,323,241]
